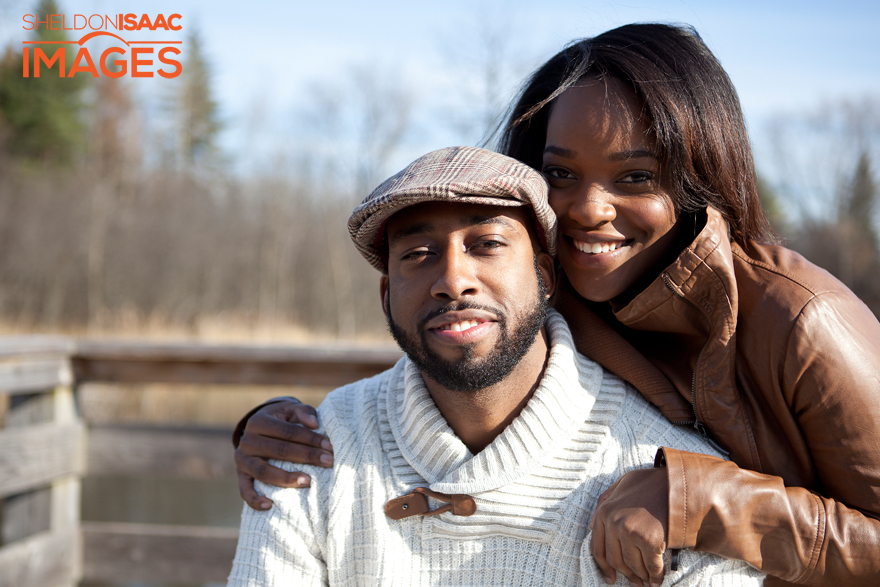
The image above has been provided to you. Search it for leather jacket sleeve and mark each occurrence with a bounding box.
[658,446,880,586]
[657,289,880,586]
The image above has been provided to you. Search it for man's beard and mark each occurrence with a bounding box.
[386,260,547,393]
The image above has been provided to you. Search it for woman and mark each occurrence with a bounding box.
[232,24,880,586]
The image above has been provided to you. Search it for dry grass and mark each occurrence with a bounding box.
[0,310,395,346]
[79,383,334,427]
[5,317,394,428]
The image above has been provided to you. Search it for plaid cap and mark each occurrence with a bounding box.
[349,146,556,271]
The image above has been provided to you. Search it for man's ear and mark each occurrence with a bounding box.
[379,274,391,318]
[536,251,556,299]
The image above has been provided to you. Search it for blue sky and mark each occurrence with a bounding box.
[2,0,879,181]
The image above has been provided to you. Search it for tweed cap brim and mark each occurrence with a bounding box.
[349,146,556,271]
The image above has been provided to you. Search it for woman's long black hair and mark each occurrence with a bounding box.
[497,23,776,246]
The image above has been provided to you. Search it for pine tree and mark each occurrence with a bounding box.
[756,173,788,237]
[176,29,220,168]
[0,0,90,162]
[845,151,878,248]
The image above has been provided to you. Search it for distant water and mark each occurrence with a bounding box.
[81,475,242,587]
[81,475,243,527]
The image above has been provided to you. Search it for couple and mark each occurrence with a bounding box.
[229,23,880,587]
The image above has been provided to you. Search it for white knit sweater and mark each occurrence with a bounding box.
[228,310,763,587]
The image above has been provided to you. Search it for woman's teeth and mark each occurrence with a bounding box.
[574,240,621,254]
[439,320,481,332]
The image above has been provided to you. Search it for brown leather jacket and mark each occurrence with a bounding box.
[553,207,880,585]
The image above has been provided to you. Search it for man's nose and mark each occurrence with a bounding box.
[430,247,479,300]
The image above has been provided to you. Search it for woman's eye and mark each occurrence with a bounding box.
[542,166,574,180]
[618,171,654,184]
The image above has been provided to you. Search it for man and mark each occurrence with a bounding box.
[227,146,763,587]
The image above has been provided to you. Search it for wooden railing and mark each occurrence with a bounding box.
[0,338,84,587]
[0,337,402,587]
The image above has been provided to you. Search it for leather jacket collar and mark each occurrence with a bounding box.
[554,207,760,470]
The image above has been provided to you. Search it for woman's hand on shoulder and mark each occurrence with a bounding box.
[234,397,334,511]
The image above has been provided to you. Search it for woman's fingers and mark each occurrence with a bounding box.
[590,467,670,587]
[645,553,665,587]
[234,398,335,509]
[239,429,333,467]
[270,399,321,429]
[591,479,621,530]
[237,470,274,511]
[234,448,315,511]
[590,516,617,585]
[594,523,662,587]
[603,530,650,587]
[253,400,326,439]
[239,399,334,465]
[246,412,333,456]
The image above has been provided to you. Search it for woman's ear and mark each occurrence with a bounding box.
[379,274,390,318]
[536,251,556,299]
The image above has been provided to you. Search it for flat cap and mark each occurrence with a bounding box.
[349,146,556,271]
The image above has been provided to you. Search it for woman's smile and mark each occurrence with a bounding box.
[543,78,684,304]
[571,237,628,255]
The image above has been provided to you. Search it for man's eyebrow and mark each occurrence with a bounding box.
[462,214,518,231]
[387,214,519,246]
[388,222,432,246]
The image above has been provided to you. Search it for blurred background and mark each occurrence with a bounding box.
[0,0,879,586]
[1,0,880,339]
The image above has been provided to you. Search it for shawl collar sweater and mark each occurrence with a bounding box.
[228,310,763,587]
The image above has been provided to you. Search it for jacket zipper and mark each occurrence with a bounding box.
[662,273,730,458]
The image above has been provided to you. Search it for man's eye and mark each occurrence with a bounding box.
[471,239,504,251]
[400,249,431,261]
[618,171,654,184]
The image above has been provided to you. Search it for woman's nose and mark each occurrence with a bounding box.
[566,184,617,229]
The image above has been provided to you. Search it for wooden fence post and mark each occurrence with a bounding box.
[0,338,84,587]
[0,335,401,586]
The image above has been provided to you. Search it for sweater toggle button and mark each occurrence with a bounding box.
[384,487,477,520]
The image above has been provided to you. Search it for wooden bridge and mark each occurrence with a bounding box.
[0,337,402,587]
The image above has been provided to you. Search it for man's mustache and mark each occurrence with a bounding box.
[417,302,504,330]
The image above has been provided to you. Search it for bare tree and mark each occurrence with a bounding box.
[291,64,416,338]
[84,77,141,331]
[769,98,880,315]
[301,64,415,195]
[765,95,880,224]
[435,4,535,147]
[0,45,410,341]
